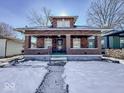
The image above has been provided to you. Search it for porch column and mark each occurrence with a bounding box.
[25,36,31,49]
[66,35,71,54]
[96,36,101,54]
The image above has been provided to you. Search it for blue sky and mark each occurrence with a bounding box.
[0,0,92,27]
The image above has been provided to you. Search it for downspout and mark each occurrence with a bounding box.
[5,39,7,57]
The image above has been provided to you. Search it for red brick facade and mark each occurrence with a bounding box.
[49,16,77,28]
[22,16,101,55]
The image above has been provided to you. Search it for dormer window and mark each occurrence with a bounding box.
[57,19,70,27]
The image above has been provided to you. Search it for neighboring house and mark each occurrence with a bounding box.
[103,30,124,59]
[0,36,24,58]
[16,16,102,55]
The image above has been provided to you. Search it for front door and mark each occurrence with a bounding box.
[56,38,63,51]
[52,37,66,54]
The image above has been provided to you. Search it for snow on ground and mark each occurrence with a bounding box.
[63,61,124,93]
[102,57,124,64]
[17,60,48,67]
[0,55,23,63]
[0,61,48,93]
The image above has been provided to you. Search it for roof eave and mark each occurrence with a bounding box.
[15,28,106,31]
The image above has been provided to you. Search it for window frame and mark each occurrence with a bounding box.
[44,38,52,48]
[72,38,81,49]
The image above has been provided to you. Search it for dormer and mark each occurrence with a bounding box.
[49,16,78,28]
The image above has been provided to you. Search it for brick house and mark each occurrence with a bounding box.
[16,16,101,55]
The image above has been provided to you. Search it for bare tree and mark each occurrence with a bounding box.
[0,22,16,37]
[87,0,124,29]
[27,7,51,26]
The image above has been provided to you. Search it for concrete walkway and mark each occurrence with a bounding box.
[35,66,66,93]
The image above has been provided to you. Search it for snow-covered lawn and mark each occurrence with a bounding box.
[0,61,48,93]
[63,61,124,93]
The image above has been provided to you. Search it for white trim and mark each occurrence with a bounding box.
[16,28,112,33]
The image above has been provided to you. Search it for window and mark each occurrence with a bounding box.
[64,21,70,27]
[57,21,63,27]
[31,36,36,48]
[88,36,95,48]
[44,38,52,48]
[120,37,124,48]
[73,38,81,48]
[57,19,70,27]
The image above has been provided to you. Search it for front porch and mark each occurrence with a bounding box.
[24,34,101,55]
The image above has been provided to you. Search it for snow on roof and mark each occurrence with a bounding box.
[15,25,104,33]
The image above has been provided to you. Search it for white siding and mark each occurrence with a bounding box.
[6,40,23,56]
[0,39,6,57]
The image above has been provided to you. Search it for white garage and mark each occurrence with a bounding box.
[0,37,24,58]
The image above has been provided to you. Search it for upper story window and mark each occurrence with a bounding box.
[57,19,70,27]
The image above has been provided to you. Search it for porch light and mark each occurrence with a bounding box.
[58,35,61,37]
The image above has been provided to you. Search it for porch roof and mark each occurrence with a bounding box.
[15,26,106,33]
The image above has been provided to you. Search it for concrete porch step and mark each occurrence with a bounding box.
[50,56,67,62]
[24,55,102,61]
